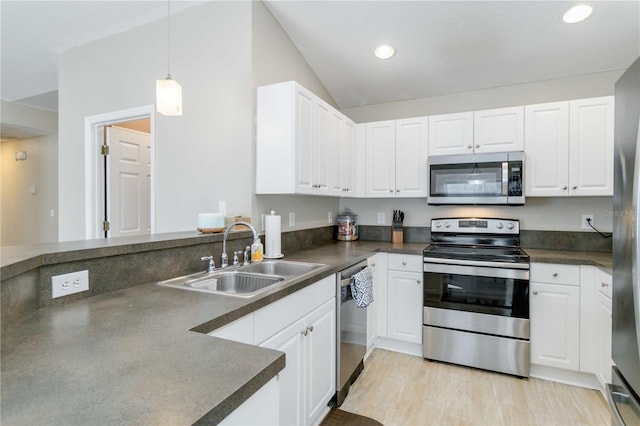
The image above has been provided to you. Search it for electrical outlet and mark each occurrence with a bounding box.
[52,270,89,299]
[289,211,295,227]
[328,211,333,224]
[582,214,595,230]
[377,212,385,225]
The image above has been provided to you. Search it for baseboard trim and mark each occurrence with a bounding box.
[373,337,422,357]
[530,364,600,391]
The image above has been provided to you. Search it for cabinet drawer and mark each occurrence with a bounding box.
[255,274,335,344]
[597,268,613,299]
[530,263,580,286]
[388,254,422,272]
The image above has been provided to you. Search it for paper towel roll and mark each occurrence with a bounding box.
[264,211,282,257]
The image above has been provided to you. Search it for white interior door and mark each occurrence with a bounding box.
[106,126,151,238]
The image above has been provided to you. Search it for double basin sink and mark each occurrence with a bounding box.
[157,260,326,298]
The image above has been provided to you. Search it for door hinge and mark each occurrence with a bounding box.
[103,221,110,232]
[101,145,110,156]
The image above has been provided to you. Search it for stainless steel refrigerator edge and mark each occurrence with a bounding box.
[609,56,640,425]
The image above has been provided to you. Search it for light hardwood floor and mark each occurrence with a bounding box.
[340,349,610,426]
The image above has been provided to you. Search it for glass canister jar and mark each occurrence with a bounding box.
[336,208,358,241]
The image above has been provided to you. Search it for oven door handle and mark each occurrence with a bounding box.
[424,262,530,280]
[423,257,530,270]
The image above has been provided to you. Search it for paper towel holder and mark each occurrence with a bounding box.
[264,210,284,259]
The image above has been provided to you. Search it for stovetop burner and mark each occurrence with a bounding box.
[424,217,529,265]
[423,243,530,264]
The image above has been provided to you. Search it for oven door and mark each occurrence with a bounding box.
[423,260,530,319]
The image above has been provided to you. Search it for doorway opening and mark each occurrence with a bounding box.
[84,106,155,239]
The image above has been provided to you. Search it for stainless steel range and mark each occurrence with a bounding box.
[422,218,530,377]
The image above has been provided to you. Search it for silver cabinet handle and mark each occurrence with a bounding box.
[389,189,394,193]
[466,144,472,149]
[396,189,400,192]
[552,273,558,277]
[601,282,609,287]
[308,325,314,333]
[402,261,407,266]
[301,329,308,336]
[562,186,568,190]
[475,144,480,148]
[572,186,578,190]
[532,290,538,295]
[416,280,421,284]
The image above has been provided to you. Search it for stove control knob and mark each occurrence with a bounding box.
[506,223,515,230]
[434,221,442,228]
[444,222,451,228]
[496,222,504,229]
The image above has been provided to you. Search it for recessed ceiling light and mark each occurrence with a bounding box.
[562,4,593,23]
[374,45,395,59]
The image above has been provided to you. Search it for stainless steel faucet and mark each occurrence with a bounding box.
[221,222,259,268]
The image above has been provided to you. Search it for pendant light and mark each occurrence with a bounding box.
[156,0,182,116]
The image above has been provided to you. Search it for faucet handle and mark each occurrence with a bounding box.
[243,246,251,266]
[200,256,215,272]
[233,251,242,266]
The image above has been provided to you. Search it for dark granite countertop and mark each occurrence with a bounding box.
[0,239,611,425]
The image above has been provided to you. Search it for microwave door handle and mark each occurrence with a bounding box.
[502,162,509,195]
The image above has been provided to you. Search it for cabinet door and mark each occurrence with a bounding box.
[260,318,305,426]
[330,109,346,196]
[524,102,570,197]
[387,270,423,344]
[342,119,357,196]
[294,86,315,194]
[305,299,336,426]
[473,106,524,153]
[313,100,332,195]
[569,96,614,196]
[365,120,396,197]
[376,253,388,338]
[428,112,473,156]
[395,117,429,197]
[596,291,613,388]
[530,282,580,371]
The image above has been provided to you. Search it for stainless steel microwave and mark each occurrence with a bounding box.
[427,152,525,205]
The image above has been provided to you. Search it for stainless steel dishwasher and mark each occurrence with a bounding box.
[331,259,368,407]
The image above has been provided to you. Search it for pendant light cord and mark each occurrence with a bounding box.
[167,0,171,78]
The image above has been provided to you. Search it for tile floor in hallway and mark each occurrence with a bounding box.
[340,349,611,426]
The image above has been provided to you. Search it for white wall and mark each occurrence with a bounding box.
[340,197,613,232]
[1,135,59,245]
[340,71,621,233]
[58,2,253,241]
[251,1,339,232]
[341,70,624,122]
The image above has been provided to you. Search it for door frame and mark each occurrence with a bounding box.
[84,105,155,239]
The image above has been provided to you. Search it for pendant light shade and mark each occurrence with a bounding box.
[156,75,182,116]
[156,0,182,116]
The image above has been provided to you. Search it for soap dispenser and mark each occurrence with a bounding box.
[251,237,264,262]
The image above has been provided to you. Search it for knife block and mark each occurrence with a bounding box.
[392,223,403,244]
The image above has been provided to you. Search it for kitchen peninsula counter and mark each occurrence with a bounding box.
[0,239,610,425]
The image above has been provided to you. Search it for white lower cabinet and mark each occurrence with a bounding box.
[210,275,336,426]
[219,376,279,425]
[595,269,613,389]
[387,269,423,344]
[530,281,580,370]
[530,263,613,394]
[260,298,335,426]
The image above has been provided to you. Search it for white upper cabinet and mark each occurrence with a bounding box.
[569,96,614,196]
[473,106,524,153]
[428,107,523,156]
[525,102,570,196]
[365,120,397,197]
[256,81,357,197]
[525,96,614,197]
[428,112,473,156]
[365,117,428,198]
